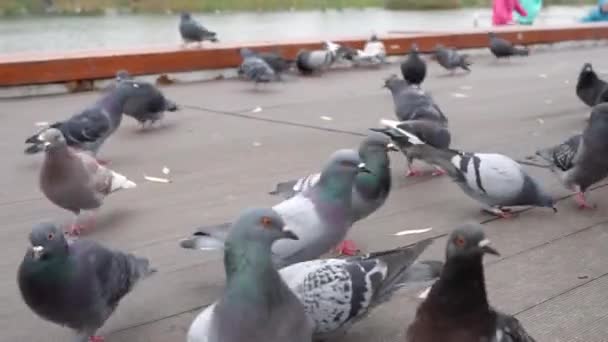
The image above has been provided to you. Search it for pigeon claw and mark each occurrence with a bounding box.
[335,240,360,256]
[575,192,596,210]
[406,169,422,177]
[89,336,105,342]
[96,158,111,166]
[431,167,447,177]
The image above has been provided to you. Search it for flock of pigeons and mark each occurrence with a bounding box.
[14,15,608,342]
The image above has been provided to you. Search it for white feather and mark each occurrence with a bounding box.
[110,171,137,191]
[188,304,215,342]
[379,119,425,145]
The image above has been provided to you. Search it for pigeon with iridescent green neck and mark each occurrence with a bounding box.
[187,208,313,342]
[180,149,371,266]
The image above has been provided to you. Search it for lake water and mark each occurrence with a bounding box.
[0,6,590,54]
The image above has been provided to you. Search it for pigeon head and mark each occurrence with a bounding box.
[370,34,379,42]
[180,12,191,20]
[446,224,499,260]
[382,74,406,91]
[26,222,68,262]
[38,128,66,151]
[578,62,598,84]
[410,43,420,54]
[227,208,297,248]
[322,149,371,177]
[115,69,132,82]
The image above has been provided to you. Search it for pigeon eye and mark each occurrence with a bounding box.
[47,233,54,240]
[454,236,466,247]
[260,216,273,228]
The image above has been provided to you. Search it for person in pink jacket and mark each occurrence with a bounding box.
[492,0,528,26]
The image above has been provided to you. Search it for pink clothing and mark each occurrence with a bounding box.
[492,0,528,26]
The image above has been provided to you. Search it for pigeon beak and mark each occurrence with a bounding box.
[281,230,299,240]
[478,239,500,256]
[31,245,44,260]
[358,162,372,174]
[552,206,558,213]
[387,143,399,152]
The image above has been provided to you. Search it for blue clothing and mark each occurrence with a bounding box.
[581,0,608,22]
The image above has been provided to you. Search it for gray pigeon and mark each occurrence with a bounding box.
[434,44,471,74]
[296,49,335,75]
[186,208,313,342]
[536,103,608,209]
[268,132,397,222]
[180,149,371,266]
[179,12,218,46]
[115,71,179,128]
[401,44,427,85]
[18,222,155,342]
[406,224,536,342]
[24,81,142,162]
[378,123,556,217]
[375,119,451,177]
[239,48,277,85]
[576,63,608,107]
[38,128,137,235]
[280,238,440,340]
[383,75,448,123]
[488,32,529,59]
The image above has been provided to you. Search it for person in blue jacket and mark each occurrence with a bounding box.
[581,0,608,22]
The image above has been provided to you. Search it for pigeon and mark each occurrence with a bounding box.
[488,32,529,59]
[24,81,142,162]
[377,122,556,217]
[37,128,137,235]
[434,44,471,74]
[374,119,451,177]
[114,71,179,128]
[576,63,608,107]
[179,12,218,46]
[351,34,387,67]
[257,50,293,75]
[180,149,371,266]
[406,224,536,342]
[536,103,608,209]
[18,222,155,342]
[280,238,440,340]
[268,132,397,224]
[239,48,277,85]
[295,49,336,75]
[186,208,313,342]
[383,75,448,123]
[401,44,427,85]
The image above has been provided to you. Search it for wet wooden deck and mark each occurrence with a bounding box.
[2,44,608,342]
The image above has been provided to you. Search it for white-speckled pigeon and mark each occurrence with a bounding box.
[18,222,155,342]
[38,128,137,235]
[406,224,536,342]
[268,132,397,223]
[401,44,427,85]
[280,238,440,340]
[536,103,608,209]
[239,48,277,85]
[115,71,179,128]
[488,32,529,59]
[576,63,608,107]
[434,44,471,74]
[180,149,371,266]
[179,12,218,46]
[376,123,556,218]
[187,208,313,342]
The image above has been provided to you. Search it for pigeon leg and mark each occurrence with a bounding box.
[406,158,422,177]
[96,158,111,166]
[574,191,595,209]
[431,166,447,176]
[483,207,513,219]
[89,336,105,342]
[334,240,360,256]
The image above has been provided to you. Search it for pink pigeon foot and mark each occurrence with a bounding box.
[335,240,360,256]
[89,336,105,342]
[96,158,111,166]
[67,215,96,236]
[485,207,513,219]
[575,192,596,209]
[431,168,447,176]
[406,169,422,177]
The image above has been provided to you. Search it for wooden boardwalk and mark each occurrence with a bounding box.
[2,44,608,342]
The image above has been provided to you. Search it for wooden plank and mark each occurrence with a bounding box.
[2,24,608,86]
